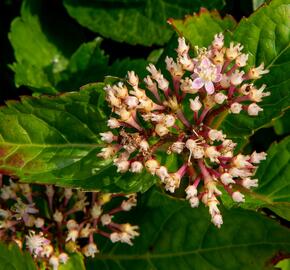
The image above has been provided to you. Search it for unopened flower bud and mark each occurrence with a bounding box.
[232,191,245,203]
[230,102,243,114]
[248,103,263,116]
[189,96,202,112]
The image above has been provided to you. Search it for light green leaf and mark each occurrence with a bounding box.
[86,189,290,270]
[0,83,156,193]
[169,9,236,48]
[63,0,226,46]
[0,243,36,270]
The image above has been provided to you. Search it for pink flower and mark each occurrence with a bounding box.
[191,57,222,94]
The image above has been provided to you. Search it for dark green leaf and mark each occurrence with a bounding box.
[0,243,36,270]
[63,0,226,46]
[86,189,290,270]
[0,83,155,193]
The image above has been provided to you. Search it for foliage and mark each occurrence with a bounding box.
[1,0,290,269]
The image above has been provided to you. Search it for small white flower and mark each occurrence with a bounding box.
[101,214,112,226]
[189,96,202,112]
[125,96,139,109]
[127,71,139,88]
[139,140,150,151]
[249,84,270,102]
[212,33,224,50]
[156,166,170,181]
[226,42,243,60]
[66,229,79,242]
[220,173,235,185]
[212,213,223,228]
[248,103,263,116]
[208,129,225,141]
[242,178,258,189]
[107,118,121,129]
[236,53,248,67]
[230,102,243,114]
[185,185,198,198]
[91,203,102,219]
[177,37,190,55]
[232,191,245,203]
[247,63,269,79]
[49,256,59,270]
[163,114,175,127]
[121,195,137,211]
[155,123,169,137]
[26,231,50,257]
[230,70,245,86]
[53,210,63,223]
[205,146,220,163]
[146,64,161,80]
[189,196,199,208]
[171,141,185,154]
[110,232,121,243]
[59,253,69,264]
[214,92,227,104]
[250,151,267,163]
[82,243,99,258]
[66,219,79,230]
[145,159,160,175]
[130,161,143,173]
[100,131,115,143]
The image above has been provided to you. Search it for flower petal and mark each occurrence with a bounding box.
[192,78,204,89]
[205,81,215,94]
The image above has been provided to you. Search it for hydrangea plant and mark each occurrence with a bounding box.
[0,0,290,269]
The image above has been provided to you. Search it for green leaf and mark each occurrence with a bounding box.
[0,83,155,193]
[219,0,290,138]
[9,0,149,94]
[273,109,290,136]
[63,0,226,46]
[169,9,237,48]
[0,243,36,270]
[8,0,87,94]
[86,189,290,270]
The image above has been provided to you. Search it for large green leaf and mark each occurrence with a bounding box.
[0,83,156,193]
[9,0,149,94]
[219,0,290,138]
[0,243,36,270]
[63,0,226,46]
[86,189,290,270]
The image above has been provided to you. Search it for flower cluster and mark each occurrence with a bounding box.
[98,33,269,228]
[0,176,138,269]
